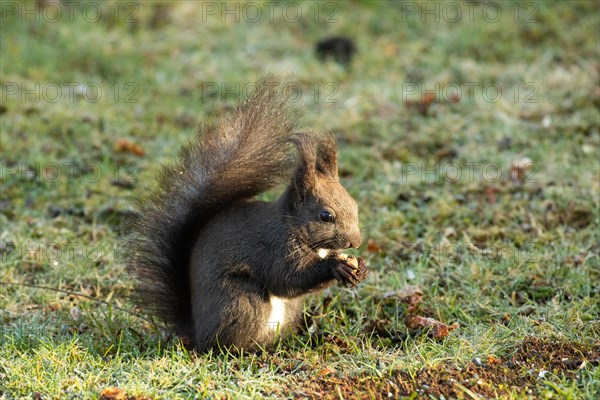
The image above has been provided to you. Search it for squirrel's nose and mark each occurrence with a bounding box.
[345,230,362,249]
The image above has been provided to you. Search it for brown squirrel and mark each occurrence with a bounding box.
[128,76,368,352]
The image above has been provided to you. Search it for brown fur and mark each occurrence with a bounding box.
[128,76,367,352]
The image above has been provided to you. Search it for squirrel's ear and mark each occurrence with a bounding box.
[290,134,317,199]
[315,133,338,178]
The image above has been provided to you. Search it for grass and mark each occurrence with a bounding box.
[1,0,599,398]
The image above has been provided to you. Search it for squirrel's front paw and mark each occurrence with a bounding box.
[333,257,368,288]
[354,257,369,281]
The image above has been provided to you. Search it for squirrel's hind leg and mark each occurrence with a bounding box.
[191,278,282,352]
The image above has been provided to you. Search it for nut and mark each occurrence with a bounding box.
[346,256,359,269]
[338,253,358,270]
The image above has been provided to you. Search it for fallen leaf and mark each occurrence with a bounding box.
[488,354,501,365]
[367,240,380,253]
[422,92,436,104]
[114,138,145,157]
[318,367,335,376]
[485,186,497,205]
[323,333,349,349]
[100,387,127,400]
[384,285,423,313]
[406,315,458,339]
[405,93,436,116]
[447,92,461,103]
[510,157,533,183]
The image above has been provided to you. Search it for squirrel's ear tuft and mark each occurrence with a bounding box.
[316,133,338,178]
[290,133,317,198]
[290,132,338,199]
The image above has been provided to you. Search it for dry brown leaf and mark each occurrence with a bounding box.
[366,240,381,253]
[114,138,145,157]
[406,315,458,339]
[405,92,437,116]
[485,186,497,205]
[510,157,533,183]
[318,367,335,376]
[487,354,501,365]
[385,285,423,313]
[323,333,349,349]
[422,92,437,104]
[447,92,461,103]
[100,387,127,400]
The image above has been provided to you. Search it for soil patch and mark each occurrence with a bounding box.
[281,337,599,399]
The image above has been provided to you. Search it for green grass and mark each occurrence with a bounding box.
[1,1,599,399]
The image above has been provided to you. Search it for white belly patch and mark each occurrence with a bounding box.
[317,248,330,258]
[267,296,286,331]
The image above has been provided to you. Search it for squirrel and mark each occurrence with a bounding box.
[128,76,368,352]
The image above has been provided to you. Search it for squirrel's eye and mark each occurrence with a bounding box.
[319,210,334,223]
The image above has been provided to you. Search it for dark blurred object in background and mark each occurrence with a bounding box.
[315,36,356,65]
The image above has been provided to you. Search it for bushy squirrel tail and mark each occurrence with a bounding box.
[128,76,298,336]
